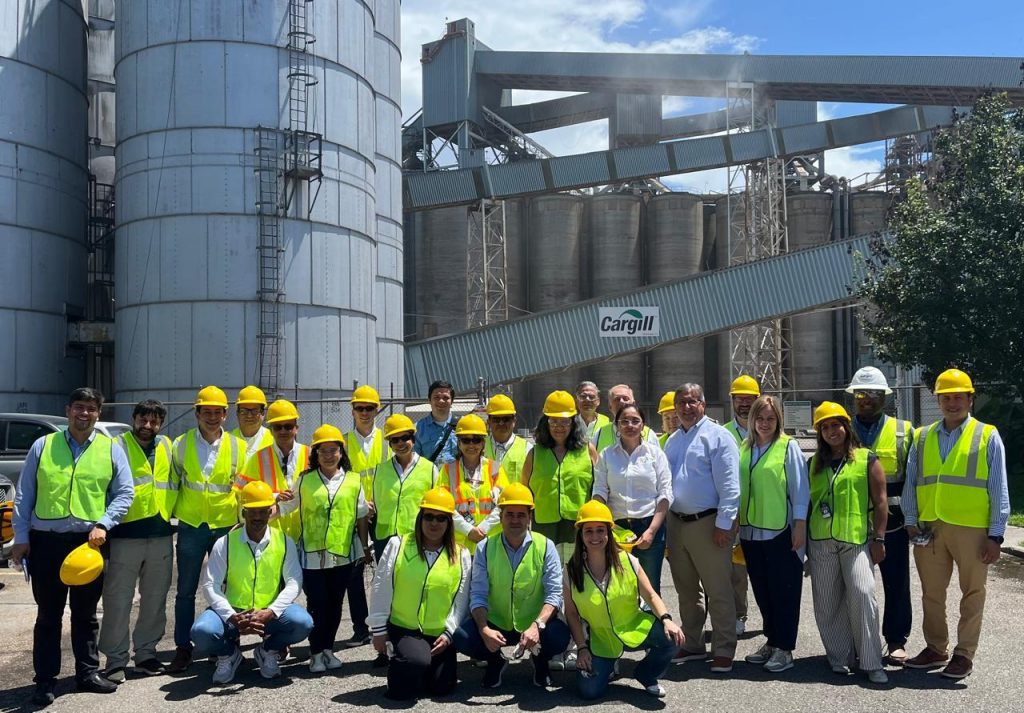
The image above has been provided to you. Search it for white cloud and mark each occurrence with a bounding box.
[824,143,886,183]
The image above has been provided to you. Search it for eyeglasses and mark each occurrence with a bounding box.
[617,418,643,427]
[237,407,263,417]
[353,405,377,413]
[459,436,484,445]
[576,393,599,401]
[271,423,297,432]
[388,433,414,445]
[489,416,514,424]
[318,447,341,457]
[421,513,449,523]
[548,418,573,428]
[676,399,703,408]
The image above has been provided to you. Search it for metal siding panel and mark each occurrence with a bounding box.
[284,222,313,306]
[159,216,208,301]
[174,43,226,127]
[486,161,546,197]
[189,0,242,42]
[779,123,829,155]
[191,302,246,387]
[672,135,728,170]
[206,216,254,301]
[729,130,774,162]
[224,44,279,128]
[549,153,610,190]
[613,145,670,178]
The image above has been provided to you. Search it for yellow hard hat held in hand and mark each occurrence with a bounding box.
[60,543,104,586]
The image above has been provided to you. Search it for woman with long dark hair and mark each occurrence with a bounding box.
[296,424,370,673]
[563,500,683,699]
[367,487,471,700]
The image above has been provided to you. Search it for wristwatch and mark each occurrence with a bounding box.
[534,619,546,631]
[989,535,1004,545]
[660,613,672,622]
[871,537,885,544]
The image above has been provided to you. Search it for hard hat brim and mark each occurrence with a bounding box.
[311,437,343,447]
[383,427,414,439]
[498,499,534,509]
[243,498,276,509]
[456,429,488,437]
[575,517,614,528]
[266,415,298,424]
[844,385,892,395]
[934,387,975,395]
[813,414,851,429]
[195,401,229,408]
[729,389,760,396]
[420,504,454,515]
[487,409,516,416]
[543,410,578,418]
[236,399,267,406]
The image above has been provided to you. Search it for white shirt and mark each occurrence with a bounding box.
[353,427,378,458]
[272,444,304,518]
[593,439,673,519]
[490,434,532,463]
[194,429,224,477]
[300,468,370,570]
[367,535,472,639]
[448,459,503,539]
[242,426,270,458]
[201,527,304,622]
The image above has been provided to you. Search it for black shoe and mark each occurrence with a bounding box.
[32,681,56,707]
[76,671,117,694]
[166,645,192,673]
[482,657,508,689]
[532,658,552,688]
[344,633,371,648]
[371,652,389,669]
[133,658,166,676]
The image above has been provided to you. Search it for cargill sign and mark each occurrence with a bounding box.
[598,307,660,338]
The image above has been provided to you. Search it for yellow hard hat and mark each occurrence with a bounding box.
[195,385,229,409]
[657,391,676,414]
[455,414,487,437]
[611,524,638,551]
[60,543,104,586]
[575,499,614,528]
[813,401,851,429]
[352,385,381,407]
[934,368,974,395]
[497,482,534,509]
[420,487,456,515]
[542,390,578,418]
[240,481,276,509]
[311,424,344,447]
[266,399,299,424]
[236,385,268,407]
[730,375,761,396]
[383,413,415,439]
[486,394,516,416]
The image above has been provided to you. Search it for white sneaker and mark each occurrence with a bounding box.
[322,650,343,670]
[644,683,666,698]
[309,652,327,673]
[212,648,243,684]
[867,669,889,685]
[735,619,746,636]
[745,643,774,665]
[562,651,577,671]
[763,649,794,673]
[254,645,281,679]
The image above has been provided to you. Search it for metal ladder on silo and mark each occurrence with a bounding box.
[254,127,285,394]
[285,0,323,214]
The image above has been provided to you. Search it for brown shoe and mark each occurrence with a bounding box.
[940,654,973,679]
[166,646,193,673]
[904,647,948,669]
[709,656,733,673]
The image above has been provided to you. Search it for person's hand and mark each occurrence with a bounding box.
[869,540,885,565]
[791,521,806,552]
[663,619,685,647]
[10,543,29,565]
[363,548,374,566]
[372,634,388,655]
[277,489,295,503]
[246,608,275,635]
[468,527,486,544]
[367,501,377,516]
[229,609,254,631]
[576,647,593,673]
[634,530,654,551]
[905,525,921,538]
[481,626,506,653]
[88,526,107,547]
[980,538,1002,565]
[430,634,451,656]
[520,623,541,651]
[712,527,732,548]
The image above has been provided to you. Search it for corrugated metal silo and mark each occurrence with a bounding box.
[504,198,527,318]
[114,0,402,409]
[0,0,89,412]
[87,0,116,185]
[787,192,834,395]
[646,192,704,403]
[415,206,468,339]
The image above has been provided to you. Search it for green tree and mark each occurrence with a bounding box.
[858,92,1024,399]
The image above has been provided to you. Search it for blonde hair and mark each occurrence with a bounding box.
[744,395,783,448]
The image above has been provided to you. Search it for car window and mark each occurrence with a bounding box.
[7,421,54,452]
[101,424,131,439]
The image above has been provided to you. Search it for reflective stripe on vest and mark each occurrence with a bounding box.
[531,446,593,524]
[390,535,463,636]
[34,432,115,522]
[916,419,992,528]
[595,424,652,454]
[231,427,274,458]
[570,551,655,658]
[298,469,360,557]
[371,457,437,540]
[485,436,529,484]
[485,532,548,632]
[866,416,913,484]
[251,444,309,541]
[224,527,286,610]
[117,433,174,523]
[443,458,505,546]
[172,430,242,529]
[808,449,871,545]
[739,435,791,531]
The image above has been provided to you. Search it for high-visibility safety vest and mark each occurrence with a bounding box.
[594,424,653,454]
[34,432,115,522]
[485,532,548,632]
[389,535,463,636]
[231,426,274,458]
[723,420,744,446]
[570,551,655,658]
[532,446,593,524]
[346,428,391,494]
[739,435,791,531]
[485,436,529,484]
[809,448,871,545]
[240,444,310,541]
[915,418,994,529]
[223,526,286,610]
[298,469,360,557]
[441,457,508,546]
[584,413,611,440]
[658,431,671,449]
[370,457,438,540]
[117,433,176,523]
[863,416,914,485]
[172,430,245,529]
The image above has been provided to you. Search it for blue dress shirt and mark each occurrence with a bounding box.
[663,416,741,530]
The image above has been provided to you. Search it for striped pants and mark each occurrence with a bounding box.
[807,539,883,672]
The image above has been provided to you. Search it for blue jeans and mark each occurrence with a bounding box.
[174,522,232,648]
[453,617,570,664]
[576,619,675,700]
[191,603,314,657]
[616,517,666,595]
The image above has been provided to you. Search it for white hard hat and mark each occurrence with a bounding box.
[845,366,892,395]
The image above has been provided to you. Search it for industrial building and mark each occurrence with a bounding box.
[2,5,1022,425]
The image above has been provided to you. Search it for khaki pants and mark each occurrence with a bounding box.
[732,563,749,619]
[666,514,737,658]
[914,520,989,660]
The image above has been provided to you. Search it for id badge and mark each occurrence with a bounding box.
[819,502,833,519]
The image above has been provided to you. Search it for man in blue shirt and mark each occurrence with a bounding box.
[414,379,459,465]
[11,387,134,707]
[662,383,741,674]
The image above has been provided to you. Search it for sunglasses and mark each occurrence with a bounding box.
[388,433,414,445]
[489,416,514,424]
[353,405,377,413]
[271,423,297,432]
[421,513,449,523]
[459,436,484,445]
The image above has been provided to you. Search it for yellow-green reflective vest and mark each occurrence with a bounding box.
[570,552,655,658]
[864,416,913,485]
[485,436,529,484]
[739,436,791,531]
[118,433,175,523]
[390,536,463,636]
[370,457,438,540]
[723,420,744,446]
[442,458,508,547]
[34,432,114,522]
[346,428,391,494]
[594,424,652,454]
[584,413,611,440]
[485,532,548,631]
[916,418,993,529]
[242,444,310,541]
[172,430,244,529]
[298,469,360,557]
[658,431,669,449]
[809,449,871,545]
[531,446,593,524]
[224,526,286,610]
[231,426,274,457]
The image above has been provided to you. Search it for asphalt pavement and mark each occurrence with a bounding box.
[1,532,1023,713]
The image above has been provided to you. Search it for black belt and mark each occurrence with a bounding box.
[671,508,717,523]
